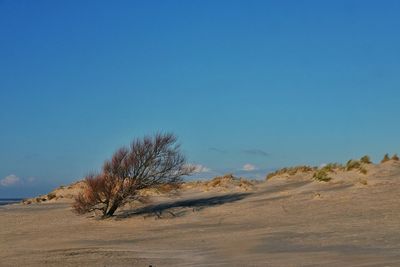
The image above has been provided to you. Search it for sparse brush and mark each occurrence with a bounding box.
[392,154,399,161]
[313,169,331,182]
[346,160,361,171]
[359,167,368,175]
[297,166,315,172]
[360,155,372,164]
[266,168,286,180]
[346,159,369,174]
[47,193,56,200]
[205,174,237,187]
[266,165,314,180]
[209,179,222,187]
[35,197,44,203]
[322,163,344,172]
[381,153,391,163]
[288,168,298,176]
[221,173,235,179]
[155,183,181,194]
[239,179,253,187]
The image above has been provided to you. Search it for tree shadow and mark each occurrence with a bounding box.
[117,192,251,219]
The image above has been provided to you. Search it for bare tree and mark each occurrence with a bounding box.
[73,133,194,217]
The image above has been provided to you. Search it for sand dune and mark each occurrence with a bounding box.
[1,161,400,266]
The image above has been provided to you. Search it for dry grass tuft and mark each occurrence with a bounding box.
[346,160,362,171]
[154,183,181,194]
[322,163,345,172]
[346,159,369,174]
[360,155,372,164]
[381,153,391,163]
[266,166,315,180]
[47,193,56,200]
[313,169,331,182]
[188,174,255,191]
[359,167,368,175]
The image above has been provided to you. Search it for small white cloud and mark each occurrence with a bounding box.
[242,163,257,171]
[0,174,21,187]
[188,164,211,173]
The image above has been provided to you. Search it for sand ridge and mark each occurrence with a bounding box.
[1,161,400,266]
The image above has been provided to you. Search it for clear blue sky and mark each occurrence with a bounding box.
[1,0,400,198]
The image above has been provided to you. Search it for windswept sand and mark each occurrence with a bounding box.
[1,161,400,266]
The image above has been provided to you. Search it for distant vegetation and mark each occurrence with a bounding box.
[322,163,345,172]
[265,154,398,182]
[345,159,368,174]
[360,155,372,164]
[205,174,254,189]
[313,169,331,182]
[380,153,400,163]
[47,193,56,200]
[345,159,361,171]
[381,154,391,163]
[266,166,315,180]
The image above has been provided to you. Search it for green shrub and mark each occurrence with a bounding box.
[381,154,391,163]
[313,169,331,182]
[360,155,372,164]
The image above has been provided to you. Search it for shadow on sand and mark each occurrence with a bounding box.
[117,192,251,219]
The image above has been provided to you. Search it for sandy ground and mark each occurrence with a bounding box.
[1,161,400,266]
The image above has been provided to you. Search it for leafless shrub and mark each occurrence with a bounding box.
[73,133,194,217]
[392,154,399,161]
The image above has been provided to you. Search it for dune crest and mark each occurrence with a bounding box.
[3,160,400,266]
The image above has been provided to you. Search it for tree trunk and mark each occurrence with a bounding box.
[105,201,120,217]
